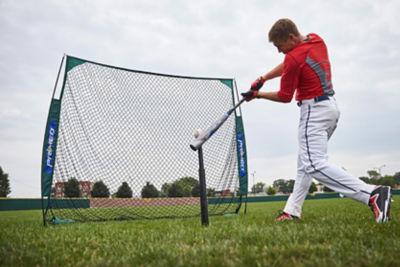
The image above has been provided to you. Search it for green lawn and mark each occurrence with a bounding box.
[1,197,399,266]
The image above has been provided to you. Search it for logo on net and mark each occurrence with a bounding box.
[237,134,246,177]
[45,121,56,174]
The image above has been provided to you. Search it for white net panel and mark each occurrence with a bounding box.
[47,57,242,222]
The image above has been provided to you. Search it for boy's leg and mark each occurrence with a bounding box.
[283,155,313,217]
[300,100,375,204]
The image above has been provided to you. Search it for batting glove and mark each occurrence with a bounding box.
[241,90,259,102]
[250,76,265,91]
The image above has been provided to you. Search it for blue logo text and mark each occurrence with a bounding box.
[45,121,56,174]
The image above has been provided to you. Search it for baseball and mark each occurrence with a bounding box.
[194,129,202,138]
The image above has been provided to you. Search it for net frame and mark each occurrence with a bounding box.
[41,55,248,224]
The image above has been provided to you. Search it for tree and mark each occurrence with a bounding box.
[309,182,317,193]
[166,177,199,197]
[64,178,81,197]
[207,188,216,197]
[176,177,199,197]
[160,182,171,197]
[91,180,110,198]
[394,172,400,186]
[365,170,380,184]
[0,167,11,197]
[141,182,159,198]
[272,179,295,194]
[273,179,288,193]
[359,176,370,184]
[251,182,265,194]
[266,186,276,195]
[287,180,295,193]
[273,179,284,189]
[116,182,133,198]
[359,171,400,187]
[367,170,380,179]
[167,182,184,197]
[191,183,200,197]
[380,175,395,188]
[178,177,199,188]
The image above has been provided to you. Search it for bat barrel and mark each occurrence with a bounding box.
[190,136,206,151]
[189,98,245,151]
[190,144,197,151]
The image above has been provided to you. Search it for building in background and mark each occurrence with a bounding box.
[52,181,92,198]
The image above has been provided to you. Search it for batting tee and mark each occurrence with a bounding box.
[41,55,248,224]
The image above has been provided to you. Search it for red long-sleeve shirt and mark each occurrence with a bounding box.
[278,33,335,102]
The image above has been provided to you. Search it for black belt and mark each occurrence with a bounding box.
[297,94,331,107]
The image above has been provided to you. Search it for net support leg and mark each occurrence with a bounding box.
[197,146,209,226]
[41,196,47,226]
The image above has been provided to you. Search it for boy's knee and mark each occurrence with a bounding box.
[303,159,328,174]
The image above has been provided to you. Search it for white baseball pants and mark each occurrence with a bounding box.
[283,97,375,217]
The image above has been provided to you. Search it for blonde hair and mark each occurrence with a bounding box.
[268,18,300,43]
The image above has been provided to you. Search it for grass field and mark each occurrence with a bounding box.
[1,197,399,266]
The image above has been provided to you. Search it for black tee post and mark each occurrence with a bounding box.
[197,146,209,226]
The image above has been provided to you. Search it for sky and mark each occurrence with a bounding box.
[1,0,399,197]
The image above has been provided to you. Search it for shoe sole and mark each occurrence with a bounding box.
[376,186,391,223]
[382,187,391,223]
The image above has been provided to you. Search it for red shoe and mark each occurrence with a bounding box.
[276,212,300,221]
[369,186,391,223]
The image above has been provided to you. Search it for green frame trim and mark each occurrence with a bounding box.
[235,116,248,195]
[65,55,235,81]
[66,56,86,72]
[218,78,248,197]
[41,99,61,197]
[219,79,233,88]
[44,57,86,192]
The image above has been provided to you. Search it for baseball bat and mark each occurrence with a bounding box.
[190,98,246,151]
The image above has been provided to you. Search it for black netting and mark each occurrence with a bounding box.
[48,58,242,222]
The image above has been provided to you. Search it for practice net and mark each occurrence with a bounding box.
[41,55,248,223]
